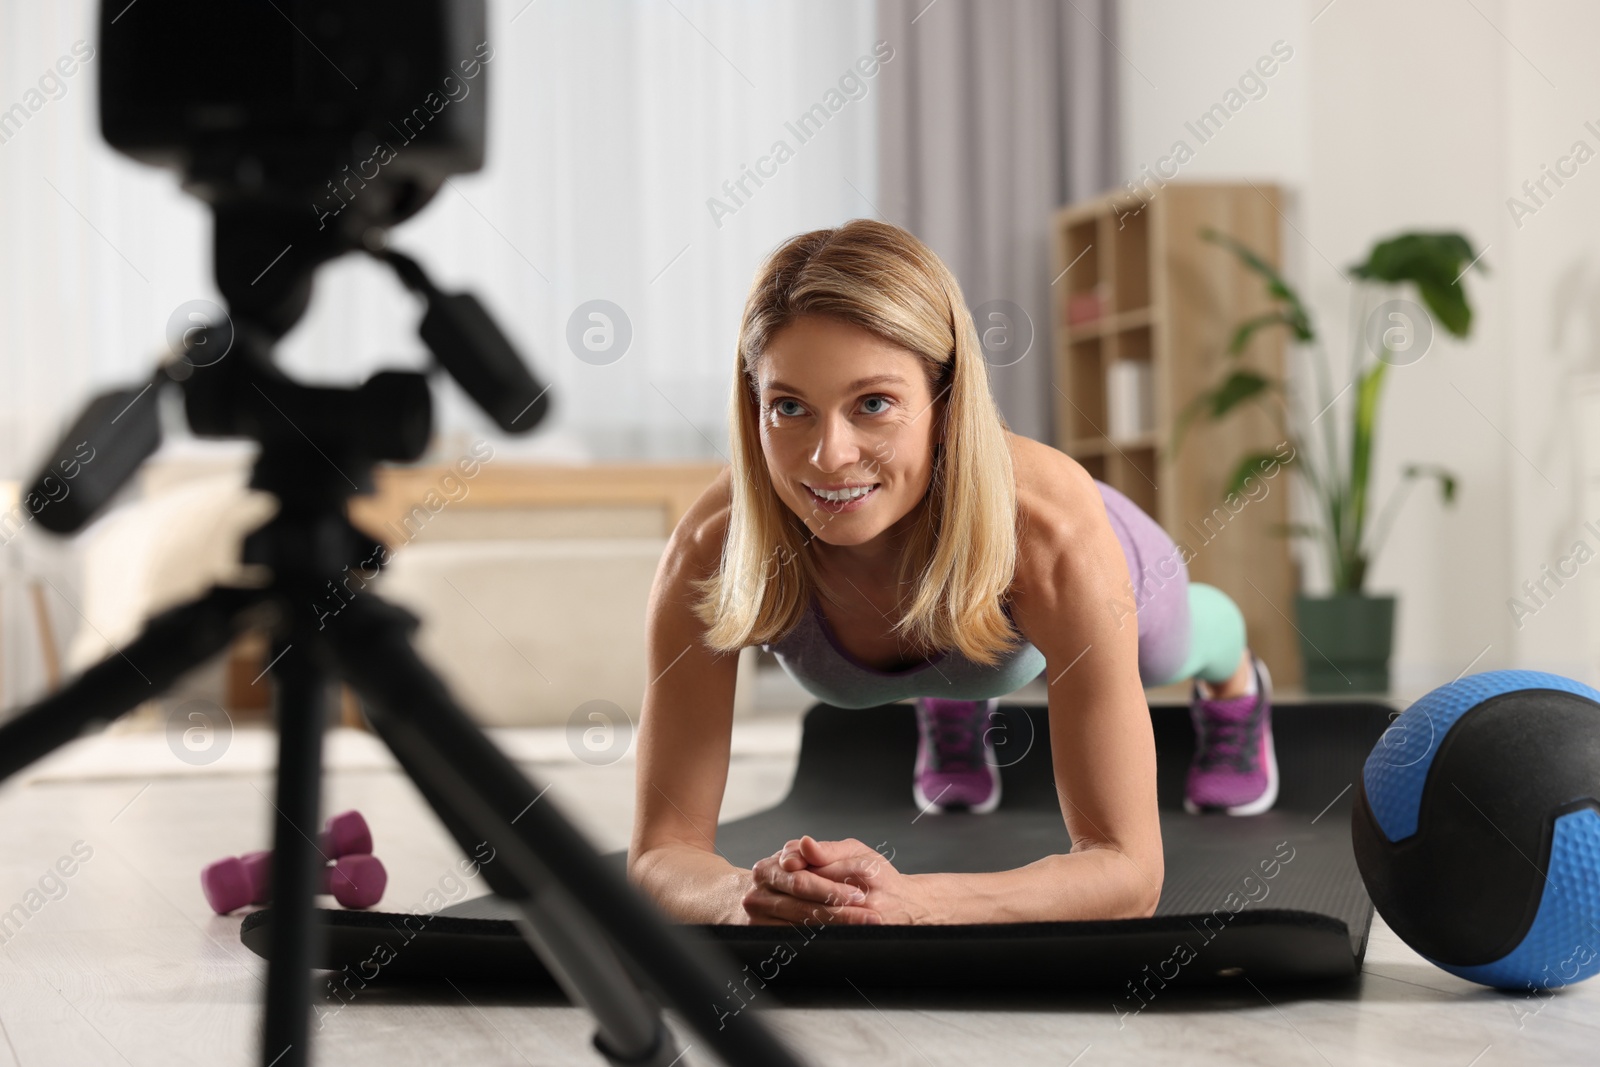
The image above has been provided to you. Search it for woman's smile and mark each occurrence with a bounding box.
[805,482,881,513]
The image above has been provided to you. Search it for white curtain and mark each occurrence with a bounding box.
[0,0,882,475]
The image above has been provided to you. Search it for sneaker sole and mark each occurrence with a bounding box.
[1183,658,1278,816]
[913,774,1002,815]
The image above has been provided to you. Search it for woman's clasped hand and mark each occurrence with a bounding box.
[742,835,935,925]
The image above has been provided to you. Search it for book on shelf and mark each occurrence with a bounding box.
[1066,286,1106,326]
[1106,359,1154,443]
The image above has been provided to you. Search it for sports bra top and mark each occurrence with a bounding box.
[759,594,1046,710]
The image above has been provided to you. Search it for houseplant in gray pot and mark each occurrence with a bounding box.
[1168,230,1484,692]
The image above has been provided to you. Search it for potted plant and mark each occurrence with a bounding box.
[1168,230,1485,693]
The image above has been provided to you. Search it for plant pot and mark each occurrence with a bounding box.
[1293,593,1396,694]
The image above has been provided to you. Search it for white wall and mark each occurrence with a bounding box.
[1117,0,1600,693]
[1502,4,1600,686]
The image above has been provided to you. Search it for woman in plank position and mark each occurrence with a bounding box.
[627,219,1275,926]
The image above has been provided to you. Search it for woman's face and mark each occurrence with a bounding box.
[756,314,944,556]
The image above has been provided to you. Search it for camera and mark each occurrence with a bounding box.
[100,0,488,234]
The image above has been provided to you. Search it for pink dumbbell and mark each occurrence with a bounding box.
[320,810,373,857]
[201,809,381,913]
[202,851,387,913]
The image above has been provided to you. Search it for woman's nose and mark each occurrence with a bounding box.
[808,415,862,472]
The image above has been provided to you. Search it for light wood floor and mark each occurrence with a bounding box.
[0,673,1594,1066]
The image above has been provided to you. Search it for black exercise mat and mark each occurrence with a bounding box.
[242,699,1392,990]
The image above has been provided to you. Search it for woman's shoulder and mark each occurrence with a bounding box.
[1004,432,1107,605]
[1007,432,1101,547]
[664,466,734,582]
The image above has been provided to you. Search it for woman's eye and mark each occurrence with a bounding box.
[770,396,890,418]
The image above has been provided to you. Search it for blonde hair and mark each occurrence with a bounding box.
[691,218,1022,667]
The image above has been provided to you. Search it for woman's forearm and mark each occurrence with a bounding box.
[910,846,1161,924]
[629,844,753,925]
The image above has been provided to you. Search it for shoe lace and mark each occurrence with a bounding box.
[924,703,988,772]
[1195,703,1261,772]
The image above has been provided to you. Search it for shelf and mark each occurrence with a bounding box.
[1067,432,1160,456]
[1112,432,1159,451]
[1062,306,1157,340]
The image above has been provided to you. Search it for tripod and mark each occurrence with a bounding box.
[0,217,809,1067]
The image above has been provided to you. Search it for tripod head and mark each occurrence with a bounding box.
[25,0,549,534]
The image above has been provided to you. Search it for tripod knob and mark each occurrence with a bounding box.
[25,377,162,534]
[377,246,550,433]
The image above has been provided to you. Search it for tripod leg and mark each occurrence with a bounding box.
[0,586,262,782]
[351,680,676,1063]
[325,595,810,1067]
[259,628,332,1067]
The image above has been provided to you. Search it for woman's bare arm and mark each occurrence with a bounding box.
[626,468,752,924]
[1013,445,1163,917]
[628,469,883,926]
[903,445,1163,922]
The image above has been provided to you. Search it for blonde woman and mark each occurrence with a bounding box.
[627,219,1274,927]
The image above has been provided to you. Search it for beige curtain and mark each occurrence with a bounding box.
[876,0,1119,443]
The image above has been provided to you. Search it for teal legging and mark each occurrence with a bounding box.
[1150,582,1248,688]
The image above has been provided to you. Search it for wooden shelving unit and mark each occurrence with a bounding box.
[1050,182,1302,688]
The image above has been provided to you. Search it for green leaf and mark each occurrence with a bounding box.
[1415,277,1470,336]
[1226,311,1303,357]
[1268,521,1321,539]
[1222,449,1295,500]
[1401,463,1458,504]
[1352,232,1479,279]
[1349,232,1485,338]
[1200,228,1314,343]
[1167,372,1279,462]
[1208,370,1275,418]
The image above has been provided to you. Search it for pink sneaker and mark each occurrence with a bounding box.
[912,697,1002,814]
[1184,655,1277,815]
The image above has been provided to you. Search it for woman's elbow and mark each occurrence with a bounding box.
[1111,847,1163,918]
[1133,878,1161,918]
[1068,840,1162,918]
[1133,854,1164,917]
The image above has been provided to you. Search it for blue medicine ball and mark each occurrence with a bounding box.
[1353,670,1600,991]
